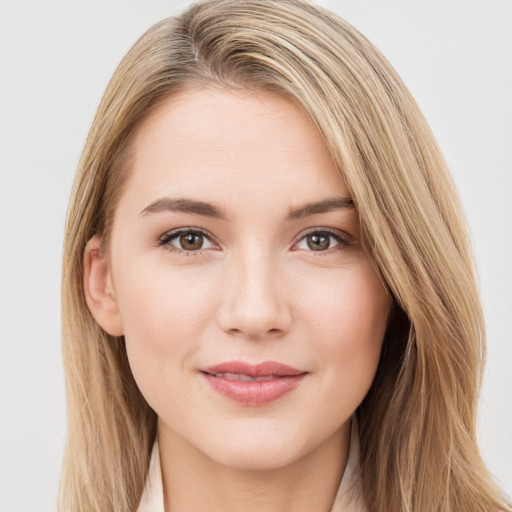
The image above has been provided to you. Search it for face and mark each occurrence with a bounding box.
[87,88,391,471]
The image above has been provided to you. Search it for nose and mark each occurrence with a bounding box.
[217,248,293,340]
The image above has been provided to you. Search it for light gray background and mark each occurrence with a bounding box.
[0,1,511,510]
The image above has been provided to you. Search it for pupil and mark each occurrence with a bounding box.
[307,233,330,251]
[180,233,203,250]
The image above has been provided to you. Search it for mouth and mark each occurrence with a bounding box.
[203,372,289,381]
[200,361,308,406]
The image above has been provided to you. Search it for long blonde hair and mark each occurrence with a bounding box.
[59,1,511,510]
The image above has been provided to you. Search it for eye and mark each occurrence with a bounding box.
[295,230,349,253]
[159,229,216,252]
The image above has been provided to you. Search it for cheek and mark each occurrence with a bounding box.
[300,260,389,338]
[116,258,217,336]
[297,261,390,398]
[111,261,218,397]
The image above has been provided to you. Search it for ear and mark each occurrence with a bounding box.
[83,235,124,337]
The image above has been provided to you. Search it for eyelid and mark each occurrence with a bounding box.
[158,227,220,251]
[297,226,350,239]
[293,227,352,252]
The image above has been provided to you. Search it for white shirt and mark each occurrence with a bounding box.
[137,418,366,512]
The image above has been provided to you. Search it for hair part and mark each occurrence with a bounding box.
[60,1,511,510]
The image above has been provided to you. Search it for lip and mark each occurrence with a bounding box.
[201,360,308,406]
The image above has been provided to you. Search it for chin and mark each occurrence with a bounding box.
[198,425,314,471]
[208,442,303,472]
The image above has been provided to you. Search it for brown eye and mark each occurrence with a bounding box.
[295,230,349,253]
[159,229,215,252]
[306,232,331,251]
[179,232,204,250]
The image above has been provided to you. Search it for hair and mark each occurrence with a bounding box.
[59,1,511,511]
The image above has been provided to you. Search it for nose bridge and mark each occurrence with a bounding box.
[219,242,291,339]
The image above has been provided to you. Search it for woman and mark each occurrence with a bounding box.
[59,0,511,510]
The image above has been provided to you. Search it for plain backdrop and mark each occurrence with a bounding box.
[0,1,511,510]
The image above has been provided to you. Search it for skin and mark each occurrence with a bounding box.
[85,88,392,512]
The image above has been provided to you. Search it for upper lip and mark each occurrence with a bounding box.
[202,360,306,377]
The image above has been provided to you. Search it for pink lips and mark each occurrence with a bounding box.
[201,361,307,406]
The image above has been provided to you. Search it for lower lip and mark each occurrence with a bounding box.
[202,373,307,406]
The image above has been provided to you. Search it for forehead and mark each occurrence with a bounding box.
[120,87,349,215]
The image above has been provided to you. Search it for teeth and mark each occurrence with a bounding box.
[213,372,278,381]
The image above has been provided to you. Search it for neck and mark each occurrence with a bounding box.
[157,420,351,512]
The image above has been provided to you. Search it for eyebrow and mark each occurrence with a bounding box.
[140,198,228,219]
[285,197,355,221]
[139,196,354,220]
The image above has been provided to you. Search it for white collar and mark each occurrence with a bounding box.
[136,436,164,512]
[137,417,364,512]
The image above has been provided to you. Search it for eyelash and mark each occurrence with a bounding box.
[157,227,352,256]
[294,228,352,255]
